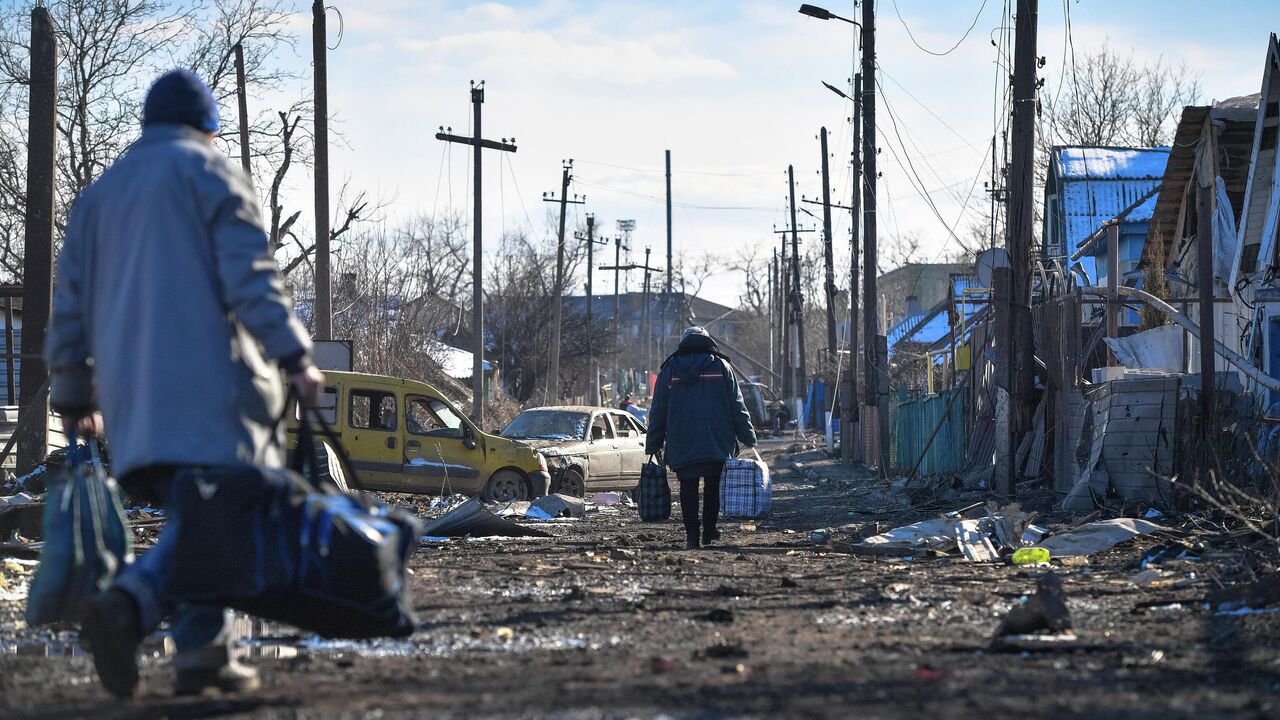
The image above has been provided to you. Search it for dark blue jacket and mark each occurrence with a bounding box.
[645,335,756,470]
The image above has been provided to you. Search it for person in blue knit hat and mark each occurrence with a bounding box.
[47,69,324,698]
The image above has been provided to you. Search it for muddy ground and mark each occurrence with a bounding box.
[1,438,1278,719]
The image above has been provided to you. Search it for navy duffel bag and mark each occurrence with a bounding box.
[164,410,422,639]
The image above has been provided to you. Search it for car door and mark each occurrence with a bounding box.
[344,387,403,490]
[584,412,620,486]
[611,411,648,486]
[401,394,484,495]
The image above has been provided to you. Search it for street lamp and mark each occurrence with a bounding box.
[798,4,860,27]
[821,80,850,101]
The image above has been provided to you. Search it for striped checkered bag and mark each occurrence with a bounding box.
[719,448,771,519]
[635,456,671,522]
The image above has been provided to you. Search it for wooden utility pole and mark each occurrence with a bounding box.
[576,214,607,405]
[312,0,331,341]
[233,43,251,176]
[1004,0,1040,476]
[543,162,584,403]
[17,5,55,474]
[845,72,863,463]
[768,250,776,378]
[436,82,518,422]
[787,165,808,425]
[860,0,886,471]
[665,150,674,345]
[1196,130,1218,439]
[820,127,837,359]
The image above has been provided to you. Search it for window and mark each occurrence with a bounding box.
[613,413,641,437]
[589,414,614,441]
[406,396,464,437]
[297,386,338,424]
[349,389,397,431]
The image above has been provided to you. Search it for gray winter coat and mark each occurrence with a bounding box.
[46,124,311,477]
[644,334,756,470]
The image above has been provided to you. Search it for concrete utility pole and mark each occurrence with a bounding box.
[787,165,808,425]
[576,214,607,405]
[233,43,251,176]
[819,127,837,358]
[1003,0,1039,486]
[435,82,518,423]
[17,5,55,474]
[312,0,331,341]
[858,0,887,472]
[543,162,584,403]
[665,150,674,346]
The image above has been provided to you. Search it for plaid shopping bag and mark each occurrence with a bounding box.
[719,448,771,519]
[635,457,671,522]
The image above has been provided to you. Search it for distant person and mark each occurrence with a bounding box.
[645,327,756,549]
[619,393,642,416]
[46,70,323,698]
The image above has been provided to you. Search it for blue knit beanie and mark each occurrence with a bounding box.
[142,70,219,133]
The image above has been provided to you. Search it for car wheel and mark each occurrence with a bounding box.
[553,467,586,498]
[482,469,528,503]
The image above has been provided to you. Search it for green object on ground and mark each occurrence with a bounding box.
[1012,547,1051,565]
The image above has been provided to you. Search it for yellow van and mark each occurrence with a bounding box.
[287,371,550,502]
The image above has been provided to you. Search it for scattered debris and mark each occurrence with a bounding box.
[533,493,586,519]
[1207,573,1280,613]
[1033,518,1163,558]
[1011,547,1051,566]
[995,573,1072,638]
[702,609,735,624]
[590,492,622,506]
[420,498,552,539]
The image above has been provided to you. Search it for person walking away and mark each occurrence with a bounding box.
[645,327,756,549]
[45,70,324,699]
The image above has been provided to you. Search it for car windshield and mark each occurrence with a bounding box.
[500,410,589,440]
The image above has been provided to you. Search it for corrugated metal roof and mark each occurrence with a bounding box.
[1057,146,1170,180]
[887,311,928,349]
[902,311,951,345]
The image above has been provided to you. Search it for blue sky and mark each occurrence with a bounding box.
[265,1,1279,305]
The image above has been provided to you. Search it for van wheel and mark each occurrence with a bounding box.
[552,468,586,498]
[482,470,528,503]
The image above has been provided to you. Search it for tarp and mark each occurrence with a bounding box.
[1033,518,1162,558]
[1103,324,1185,372]
[420,498,551,538]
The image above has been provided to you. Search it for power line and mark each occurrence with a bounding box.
[575,159,778,177]
[574,177,777,212]
[891,0,990,57]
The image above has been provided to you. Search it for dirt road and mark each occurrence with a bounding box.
[2,440,1278,719]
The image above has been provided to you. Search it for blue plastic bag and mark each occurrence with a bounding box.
[25,440,133,626]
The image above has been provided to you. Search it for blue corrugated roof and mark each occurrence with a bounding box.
[1053,147,1169,283]
[887,311,928,350]
[1057,146,1170,180]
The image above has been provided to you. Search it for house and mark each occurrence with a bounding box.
[1043,146,1170,311]
[877,262,971,332]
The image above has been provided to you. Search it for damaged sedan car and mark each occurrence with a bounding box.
[499,406,648,497]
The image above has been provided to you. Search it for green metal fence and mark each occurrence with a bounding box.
[893,387,968,476]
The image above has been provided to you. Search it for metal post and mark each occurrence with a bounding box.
[1106,221,1120,364]
[17,6,55,474]
[312,0,331,341]
[548,161,572,403]
[4,297,15,405]
[233,42,251,176]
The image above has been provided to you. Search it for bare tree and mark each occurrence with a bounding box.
[1042,42,1200,148]
[0,0,300,282]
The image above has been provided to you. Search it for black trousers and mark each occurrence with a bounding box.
[676,461,724,539]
